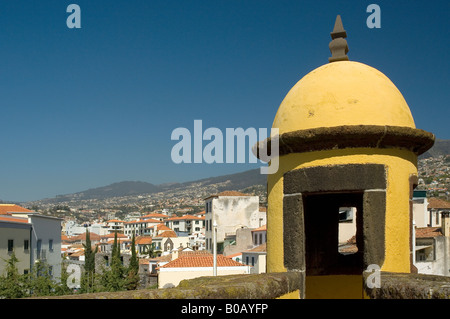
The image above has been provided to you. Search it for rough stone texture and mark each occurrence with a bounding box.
[256,125,435,158]
[284,164,386,194]
[364,271,450,299]
[362,191,386,268]
[283,194,305,273]
[29,272,302,299]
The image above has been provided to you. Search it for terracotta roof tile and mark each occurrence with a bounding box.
[428,198,450,209]
[245,243,267,252]
[0,215,29,223]
[135,236,152,245]
[416,227,443,238]
[101,232,128,239]
[160,254,245,268]
[156,224,172,231]
[166,215,204,221]
[68,232,101,241]
[252,225,266,232]
[0,204,33,214]
[156,230,177,238]
[106,219,125,223]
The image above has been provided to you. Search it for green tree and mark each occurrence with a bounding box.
[82,229,98,293]
[100,232,125,292]
[0,252,28,298]
[27,260,57,297]
[147,243,162,258]
[126,233,140,290]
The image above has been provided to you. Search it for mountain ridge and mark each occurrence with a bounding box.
[30,168,266,205]
[22,139,449,205]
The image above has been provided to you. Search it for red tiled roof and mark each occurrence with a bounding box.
[156,230,177,238]
[143,218,163,223]
[156,224,172,231]
[428,198,450,209]
[106,219,125,223]
[139,259,150,265]
[0,204,33,215]
[67,232,101,242]
[160,254,245,268]
[245,243,267,253]
[166,215,204,221]
[226,252,243,258]
[416,227,443,238]
[135,236,152,245]
[0,215,29,224]
[252,225,266,232]
[101,232,128,239]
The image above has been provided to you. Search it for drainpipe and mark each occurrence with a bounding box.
[213,221,217,276]
[412,219,416,268]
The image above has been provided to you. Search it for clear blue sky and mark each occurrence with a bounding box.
[0,1,448,202]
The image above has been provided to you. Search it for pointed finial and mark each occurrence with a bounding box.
[328,15,349,62]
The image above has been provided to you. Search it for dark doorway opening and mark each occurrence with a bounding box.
[303,192,364,276]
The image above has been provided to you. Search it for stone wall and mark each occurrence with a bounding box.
[31,272,302,299]
[30,270,450,299]
[364,271,450,299]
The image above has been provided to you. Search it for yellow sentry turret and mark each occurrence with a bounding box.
[265,15,435,299]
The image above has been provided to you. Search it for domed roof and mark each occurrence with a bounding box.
[272,61,416,134]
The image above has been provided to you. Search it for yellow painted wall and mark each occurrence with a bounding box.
[267,147,417,278]
[305,275,363,299]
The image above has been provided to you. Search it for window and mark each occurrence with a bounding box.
[49,239,54,252]
[8,239,13,252]
[24,239,29,251]
[37,239,42,259]
[251,257,255,266]
[338,207,358,255]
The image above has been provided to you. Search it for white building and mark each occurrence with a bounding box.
[242,243,267,274]
[64,220,109,237]
[204,191,266,253]
[165,215,205,236]
[9,209,62,282]
[158,252,250,288]
[412,195,450,276]
[0,215,33,275]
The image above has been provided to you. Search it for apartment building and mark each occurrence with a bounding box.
[0,215,32,275]
[204,191,266,253]
[165,215,205,236]
[0,205,62,281]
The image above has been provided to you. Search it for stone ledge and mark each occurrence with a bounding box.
[364,271,450,299]
[30,272,302,299]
